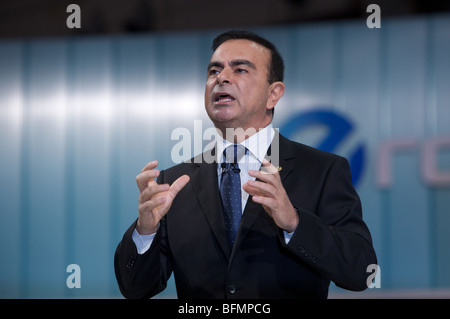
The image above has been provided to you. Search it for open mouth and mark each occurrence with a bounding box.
[214,93,235,103]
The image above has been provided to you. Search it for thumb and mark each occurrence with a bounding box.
[154,175,190,217]
[168,174,190,199]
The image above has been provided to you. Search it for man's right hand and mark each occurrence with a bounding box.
[135,160,190,235]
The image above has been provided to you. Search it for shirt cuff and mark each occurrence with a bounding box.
[283,207,299,244]
[132,227,158,254]
[283,230,295,245]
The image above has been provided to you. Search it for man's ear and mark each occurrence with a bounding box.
[266,81,285,111]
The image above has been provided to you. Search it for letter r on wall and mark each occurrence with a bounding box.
[422,137,450,187]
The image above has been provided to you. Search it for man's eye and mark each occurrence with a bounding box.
[209,69,220,76]
[236,68,247,73]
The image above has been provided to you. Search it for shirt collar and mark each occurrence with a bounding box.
[216,124,275,164]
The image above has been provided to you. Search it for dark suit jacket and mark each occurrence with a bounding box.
[114,134,377,299]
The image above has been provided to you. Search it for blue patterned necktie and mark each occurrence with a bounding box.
[220,145,245,248]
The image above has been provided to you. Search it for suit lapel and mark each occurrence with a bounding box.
[273,133,295,184]
[189,159,231,260]
[230,193,261,260]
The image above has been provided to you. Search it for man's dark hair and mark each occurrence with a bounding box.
[212,30,285,84]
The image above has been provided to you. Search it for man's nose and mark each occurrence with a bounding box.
[217,68,231,84]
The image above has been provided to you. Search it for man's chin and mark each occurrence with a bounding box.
[208,108,238,125]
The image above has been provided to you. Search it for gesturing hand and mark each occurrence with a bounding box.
[242,159,299,233]
[136,160,190,235]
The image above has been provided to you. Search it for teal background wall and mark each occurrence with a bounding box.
[1,14,449,298]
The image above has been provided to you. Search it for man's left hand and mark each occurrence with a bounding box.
[243,159,299,233]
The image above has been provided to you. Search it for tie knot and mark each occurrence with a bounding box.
[223,144,246,163]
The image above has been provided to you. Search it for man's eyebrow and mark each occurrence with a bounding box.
[230,59,256,69]
[207,61,224,71]
[207,59,256,71]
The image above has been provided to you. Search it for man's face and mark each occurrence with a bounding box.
[204,39,275,134]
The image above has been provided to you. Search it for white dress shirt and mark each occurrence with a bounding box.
[132,124,294,254]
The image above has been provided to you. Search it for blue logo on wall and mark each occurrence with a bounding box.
[281,109,366,187]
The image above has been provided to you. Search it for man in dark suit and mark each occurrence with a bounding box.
[114,30,377,299]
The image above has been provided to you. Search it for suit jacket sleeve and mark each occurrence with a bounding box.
[281,156,377,291]
[114,173,172,299]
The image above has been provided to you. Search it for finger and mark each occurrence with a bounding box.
[243,180,276,198]
[139,196,166,214]
[249,160,281,182]
[168,175,190,198]
[248,168,277,184]
[136,166,160,191]
[141,160,158,173]
[137,169,160,184]
[151,175,190,217]
[259,159,279,175]
[251,195,276,209]
[242,184,266,199]
[139,183,170,204]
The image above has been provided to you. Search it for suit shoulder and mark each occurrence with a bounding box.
[159,161,196,183]
[159,150,213,181]
[285,137,346,166]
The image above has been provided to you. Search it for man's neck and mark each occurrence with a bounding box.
[215,123,275,165]
[216,123,272,144]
